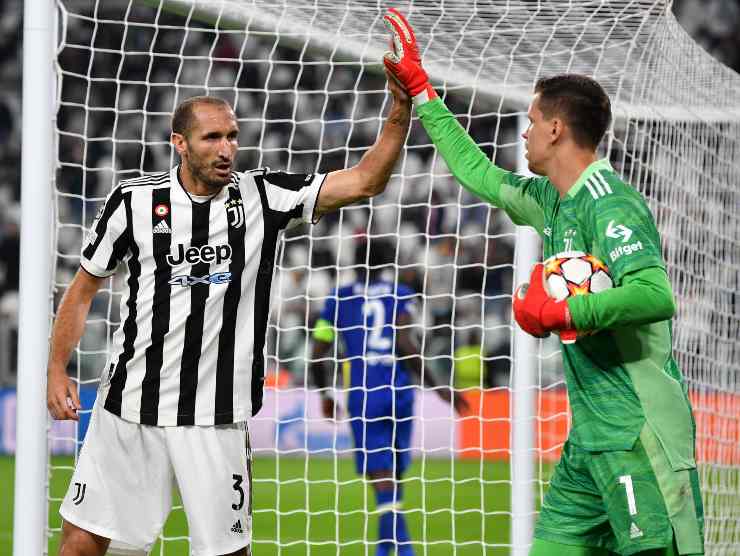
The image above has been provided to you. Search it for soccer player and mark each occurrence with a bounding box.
[46,71,410,556]
[382,8,704,556]
[310,238,468,556]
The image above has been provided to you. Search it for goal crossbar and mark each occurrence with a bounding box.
[143,0,740,122]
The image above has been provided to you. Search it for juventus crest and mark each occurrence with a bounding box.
[225,198,245,228]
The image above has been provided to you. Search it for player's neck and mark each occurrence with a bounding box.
[178,164,223,197]
[547,149,598,198]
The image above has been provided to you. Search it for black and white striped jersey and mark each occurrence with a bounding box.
[81,165,325,426]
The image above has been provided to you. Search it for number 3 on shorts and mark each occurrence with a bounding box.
[232,473,245,510]
[618,474,637,515]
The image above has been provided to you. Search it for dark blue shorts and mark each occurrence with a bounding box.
[347,387,414,476]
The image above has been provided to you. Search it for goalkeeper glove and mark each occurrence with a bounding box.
[383,8,437,106]
[513,263,577,344]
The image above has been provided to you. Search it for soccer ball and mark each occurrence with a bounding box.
[543,251,613,301]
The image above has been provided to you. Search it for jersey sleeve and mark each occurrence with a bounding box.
[417,98,551,234]
[80,186,129,277]
[568,266,675,332]
[589,189,665,284]
[260,171,326,229]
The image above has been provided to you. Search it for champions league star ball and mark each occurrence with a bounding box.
[543,251,613,301]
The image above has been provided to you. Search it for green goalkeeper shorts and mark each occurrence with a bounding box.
[534,424,704,555]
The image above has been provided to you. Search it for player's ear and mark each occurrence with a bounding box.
[549,117,564,145]
[171,132,187,156]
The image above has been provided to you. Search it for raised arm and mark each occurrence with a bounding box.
[47,268,105,421]
[382,8,548,233]
[313,71,411,219]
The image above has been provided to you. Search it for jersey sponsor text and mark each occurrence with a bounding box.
[610,241,644,262]
[168,272,233,287]
[166,243,232,266]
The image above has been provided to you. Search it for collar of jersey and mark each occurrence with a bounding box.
[174,165,223,204]
[567,159,614,199]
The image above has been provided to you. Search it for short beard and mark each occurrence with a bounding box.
[186,150,230,191]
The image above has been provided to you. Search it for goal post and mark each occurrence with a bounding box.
[510,114,542,555]
[14,1,56,555]
[14,1,740,555]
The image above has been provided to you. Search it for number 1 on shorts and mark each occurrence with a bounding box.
[619,474,637,515]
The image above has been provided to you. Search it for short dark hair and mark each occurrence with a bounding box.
[534,74,612,150]
[171,96,232,138]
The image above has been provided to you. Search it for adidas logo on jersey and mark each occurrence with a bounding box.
[231,519,244,534]
[153,220,171,234]
[629,522,643,539]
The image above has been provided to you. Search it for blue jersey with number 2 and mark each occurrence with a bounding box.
[319,281,417,418]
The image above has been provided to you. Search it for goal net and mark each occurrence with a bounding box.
[43,0,739,554]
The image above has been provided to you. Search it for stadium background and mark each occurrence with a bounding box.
[0,0,738,554]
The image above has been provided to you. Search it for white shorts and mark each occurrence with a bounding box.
[60,405,253,555]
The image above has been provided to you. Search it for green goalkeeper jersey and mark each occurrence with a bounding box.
[419,99,695,469]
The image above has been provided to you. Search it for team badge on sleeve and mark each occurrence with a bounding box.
[85,204,105,245]
[93,204,105,221]
[85,227,98,247]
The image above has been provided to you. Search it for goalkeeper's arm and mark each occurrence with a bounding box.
[567,266,676,333]
[383,8,546,232]
[416,99,544,229]
[571,184,677,334]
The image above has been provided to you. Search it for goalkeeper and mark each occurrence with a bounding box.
[382,8,704,556]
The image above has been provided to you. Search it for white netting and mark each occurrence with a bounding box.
[47,1,739,554]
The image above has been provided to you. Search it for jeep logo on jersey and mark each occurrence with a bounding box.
[166,243,232,266]
[225,198,245,228]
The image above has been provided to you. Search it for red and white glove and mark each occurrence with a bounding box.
[383,8,437,106]
[513,263,578,344]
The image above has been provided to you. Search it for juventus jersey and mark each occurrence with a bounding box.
[82,165,325,426]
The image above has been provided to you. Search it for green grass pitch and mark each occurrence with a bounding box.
[2,455,516,556]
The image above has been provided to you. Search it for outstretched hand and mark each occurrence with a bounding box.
[385,68,410,105]
[382,8,437,102]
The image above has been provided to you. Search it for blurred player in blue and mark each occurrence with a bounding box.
[310,238,468,556]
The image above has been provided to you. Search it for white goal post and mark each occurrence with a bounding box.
[15,1,739,555]
[14,1,55,555]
